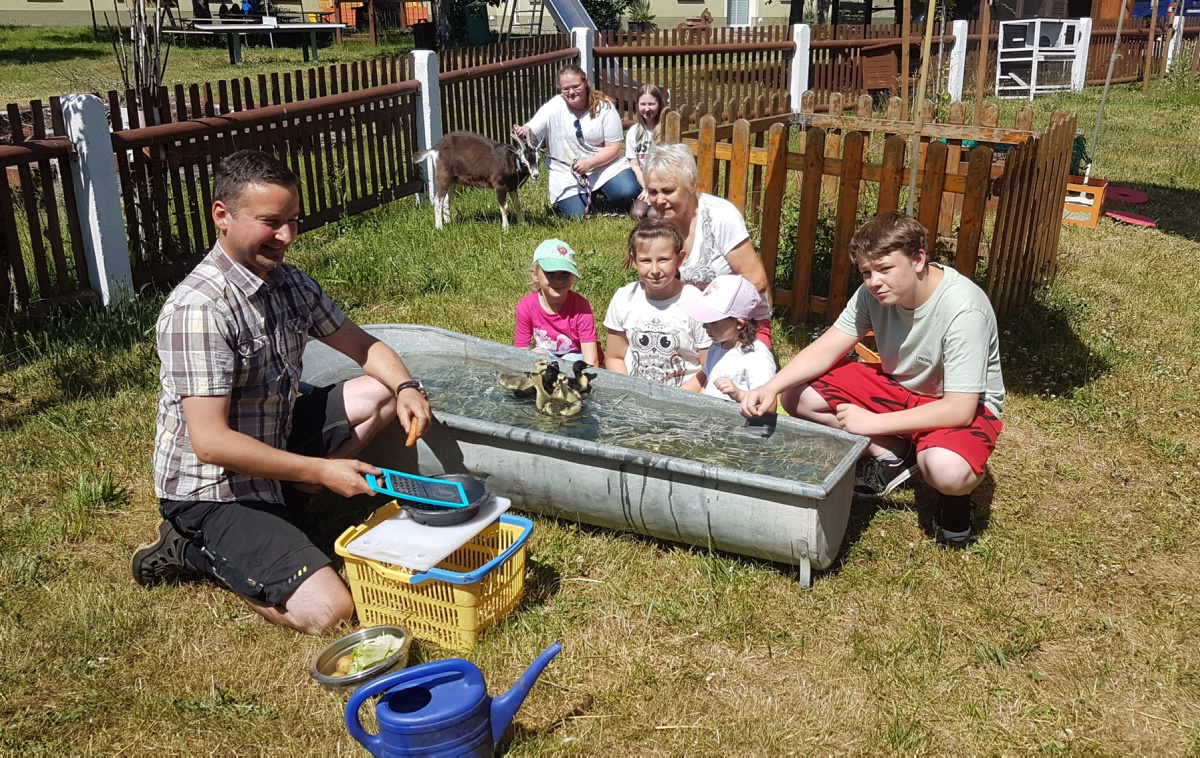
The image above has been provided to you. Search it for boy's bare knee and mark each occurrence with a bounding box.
[918,447,982,496]
[784,385,836,425]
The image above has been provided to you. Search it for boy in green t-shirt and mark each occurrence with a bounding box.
[741,212,1005,547]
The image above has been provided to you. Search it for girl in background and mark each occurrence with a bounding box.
[626,83,665,221]
[513,65,640,218]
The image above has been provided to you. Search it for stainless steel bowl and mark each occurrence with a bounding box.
[308,625,412,692]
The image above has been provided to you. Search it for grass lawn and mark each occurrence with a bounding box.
[0,25,415,106]
[1,77,1199,753]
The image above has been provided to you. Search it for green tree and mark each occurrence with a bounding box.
[581,0,636,30]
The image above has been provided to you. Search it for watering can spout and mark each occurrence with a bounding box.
[489,642,562,746]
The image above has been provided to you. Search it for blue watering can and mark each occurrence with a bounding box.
[344,642,562,757]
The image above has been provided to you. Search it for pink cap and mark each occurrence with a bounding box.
[679,274,763,323]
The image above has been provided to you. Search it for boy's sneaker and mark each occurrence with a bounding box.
[853,445,919,498]
[935,526,973,550]
[933,493,974,549]
[132,520,203,587]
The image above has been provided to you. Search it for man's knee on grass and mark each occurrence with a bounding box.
[278,566,355,636]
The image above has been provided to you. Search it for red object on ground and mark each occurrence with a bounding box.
[1106,186,1149,204]
[1105,210,1157,227]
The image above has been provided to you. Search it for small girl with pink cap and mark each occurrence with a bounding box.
[679,274,777,401]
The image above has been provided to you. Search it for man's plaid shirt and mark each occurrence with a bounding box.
[153,245,346,504]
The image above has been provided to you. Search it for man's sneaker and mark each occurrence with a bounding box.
[132,520,203,587]
[853,446,919,498]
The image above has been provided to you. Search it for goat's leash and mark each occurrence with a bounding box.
[512,145,535,190]
[545,154,593,218]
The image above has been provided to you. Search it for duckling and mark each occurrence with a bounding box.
[565,359,597,395]
[532,370,583,417]
[520,360,562,399]
[498,359,560,399]
[550,373,583,405]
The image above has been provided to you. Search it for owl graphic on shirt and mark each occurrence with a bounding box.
[627,319,688,387]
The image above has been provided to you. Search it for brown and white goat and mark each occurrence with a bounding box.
[414,131,541,231]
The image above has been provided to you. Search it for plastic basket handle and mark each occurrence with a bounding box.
[407,514,534,585]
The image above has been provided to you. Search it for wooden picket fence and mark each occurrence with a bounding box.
[1087,19,1153,84]
[0,99,91,313]
[593,27,794,124]
[3,21,1189,314]
[99,54,414,128]
[440,47,579,146]
[664,93,1076,326]
[109,77,422,286]
[440,34,572,71]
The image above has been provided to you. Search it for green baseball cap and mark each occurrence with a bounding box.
[532,238,580,278]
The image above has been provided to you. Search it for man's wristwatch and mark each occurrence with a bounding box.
[394,380,426,399]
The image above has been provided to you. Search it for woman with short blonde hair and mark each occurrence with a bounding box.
[642,143,774,346]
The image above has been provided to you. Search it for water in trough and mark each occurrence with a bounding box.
[404,353,857,485]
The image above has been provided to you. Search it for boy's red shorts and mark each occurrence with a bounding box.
[809,359,1002,475]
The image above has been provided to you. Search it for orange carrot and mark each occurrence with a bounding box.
[406,422,420,447]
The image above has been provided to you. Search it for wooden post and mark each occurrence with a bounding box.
[974,0,991,126]
[906,0,938,216]
[369,0,377,46]
[1192,24,1200,80]
[902,0,912,119]
[1143,0,1158,91]
[1161,1,1176,79]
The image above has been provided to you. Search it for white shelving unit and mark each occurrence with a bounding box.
[995,19,1082,100]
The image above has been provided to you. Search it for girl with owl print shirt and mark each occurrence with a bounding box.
[604,220,711,388]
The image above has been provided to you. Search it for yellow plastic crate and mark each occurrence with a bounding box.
[334,502,532,651]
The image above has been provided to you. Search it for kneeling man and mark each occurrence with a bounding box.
[134,150,431,633]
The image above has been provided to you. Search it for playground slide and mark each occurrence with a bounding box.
[542,0,596,32]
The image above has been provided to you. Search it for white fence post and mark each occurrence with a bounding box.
[412,50,442,203]
[60,94,132,307]
[1166,14,1184,73]
[790,23,811,112]
[413,50,442,152]
[949,19,969,101]
[573,27,593,81]
[1072,17,1092,91]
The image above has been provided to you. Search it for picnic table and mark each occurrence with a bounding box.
[191,20,347,64]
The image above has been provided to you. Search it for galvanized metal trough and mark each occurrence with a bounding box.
[302,325,868,586]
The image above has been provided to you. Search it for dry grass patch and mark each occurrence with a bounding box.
[2,83,1200,753]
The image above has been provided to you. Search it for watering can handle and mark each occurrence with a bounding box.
[344,660,477,753]
[344,668,421,754]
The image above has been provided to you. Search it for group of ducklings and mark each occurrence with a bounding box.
[497,359,596,417]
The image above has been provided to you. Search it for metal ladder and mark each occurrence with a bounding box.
[501,0,546,39]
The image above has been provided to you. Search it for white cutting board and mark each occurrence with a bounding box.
[345,496,511,574]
